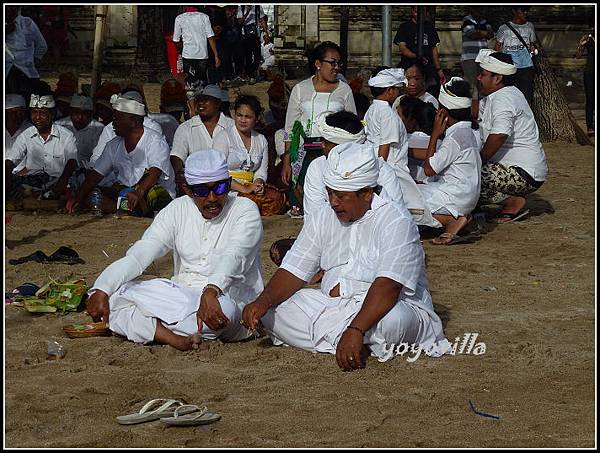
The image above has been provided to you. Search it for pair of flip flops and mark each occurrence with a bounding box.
[9,246,84,265]
[116,399,221,427]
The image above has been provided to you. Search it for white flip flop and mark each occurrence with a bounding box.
[160,404,221,427]
[116,399,197,425]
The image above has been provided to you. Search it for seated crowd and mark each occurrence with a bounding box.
[4,45,548,371]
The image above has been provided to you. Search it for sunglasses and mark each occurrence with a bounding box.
[321,59,344,68]
[189,178,231,197]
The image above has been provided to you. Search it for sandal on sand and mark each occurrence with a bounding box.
[160,404,221,427]
[287,206,303,219]
[490,209,530,224]
[269,238,296,266]
[116,399,197,425]
[430,231,480,246]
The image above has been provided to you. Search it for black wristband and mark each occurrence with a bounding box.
[347,325,365,336]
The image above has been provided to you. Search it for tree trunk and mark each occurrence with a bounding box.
[480,6,590,144]
[134,6,170,82]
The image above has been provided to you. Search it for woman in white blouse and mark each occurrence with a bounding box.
[224,94,269,195]
[281,41,356,217]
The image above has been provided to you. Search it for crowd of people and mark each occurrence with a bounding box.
[4,5,592,371]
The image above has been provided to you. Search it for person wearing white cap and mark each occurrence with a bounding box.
[5,94,32,156]
[170,84,234,194]
[65,92,175,216]
[243,142,450,371]
[55,94,104,167]
[84,150,263,351]
[364,67,410,173]
[5,93,78,200]
[476,50,548,223]
[413,78,482,244]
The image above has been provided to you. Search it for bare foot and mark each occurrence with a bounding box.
[498,196,527,216]
[189,333,209,351]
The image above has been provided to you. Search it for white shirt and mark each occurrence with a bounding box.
[5,119,32,157]
[364,99,410,174]
[92,127,176,199]
[6,124,77,178]
[303,154,405,219]
[172,11,214,60]
[91,195,263,308]
[224,127,269,182]
[392,92,440,113]
[55,117,104,165]
[148,112,180,148]
[170,113,234,163]
[89,116,164,166]
[479,86,548,181]
[281,194,447,351]
[5,15,47,79]
[419,121,482,217]
[237,5,266,27]
[285,77,357,139]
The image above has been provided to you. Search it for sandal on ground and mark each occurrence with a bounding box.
[490,209,530,224]
[269,238,296,266]
[286,206,303,219]
[430,231,480,246]
[116,399,197,425]
[160,404,221,427]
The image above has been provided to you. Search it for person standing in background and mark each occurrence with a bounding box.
[575,29,595,137]
[237,5,267,84]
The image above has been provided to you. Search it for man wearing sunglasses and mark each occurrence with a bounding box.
[84,150,263,351]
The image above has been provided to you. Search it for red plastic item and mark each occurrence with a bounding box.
[164,33,183,77]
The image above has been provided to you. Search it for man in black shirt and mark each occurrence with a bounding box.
[393,6,444,97]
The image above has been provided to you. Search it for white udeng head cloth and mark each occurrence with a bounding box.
[70,94,94,111]
[324,142,379,192]
[368,68,407,88]
[29,94,56,109]
[438,77,472,110]
[475,49,517,75]
[184,150,230,185]
[316,112,367,145]
[5,94,26,110]
[110,92,146,116]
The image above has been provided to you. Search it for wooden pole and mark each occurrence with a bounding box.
[90,5,108,99]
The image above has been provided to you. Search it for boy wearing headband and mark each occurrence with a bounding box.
[83,150,263,351]
[415,77,482,245]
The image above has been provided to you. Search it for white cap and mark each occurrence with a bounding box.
[70,94,94,111]
[5,94,26,110]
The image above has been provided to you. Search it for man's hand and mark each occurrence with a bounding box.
[86,290,110,324]
[197,287,229,331]
[280,155,292,186]
[431,108,449,139]
[250,179,265,195]
[127,189,143,212]
[336,328,367,371]
[242,299,271,331]
[215,55,221,69]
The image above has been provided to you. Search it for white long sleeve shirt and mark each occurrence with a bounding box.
[281,193,448,353]
[5,15,47,79]
[91,195,264,307]
[6,124,77,177]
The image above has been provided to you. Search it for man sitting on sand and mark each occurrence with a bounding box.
[65,93,175,216]
[476,49,548,223]
[5,93,78,201]
[243,142,450,371]
[84,150,263,350]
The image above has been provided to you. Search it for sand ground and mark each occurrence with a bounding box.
[3,77,596,448]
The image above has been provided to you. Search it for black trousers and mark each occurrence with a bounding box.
[514,67,535,105]
[241,33,261,77]
[182,58,209,87]
[583,70,594,129]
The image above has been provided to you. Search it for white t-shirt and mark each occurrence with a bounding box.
[363,99,409,175]
[55,117,104,165]
[148,112,180,148]
[237,5,266,27]
[92,127,176,199]
[5,15,47,78]
[496,21,536,69]
[170,113,235,163]
[6,124,78,178]
[479,86,547,181]
[173,11,214,60]
[392,92,440,113]
[224,127,269,182]
[418,121,482,217]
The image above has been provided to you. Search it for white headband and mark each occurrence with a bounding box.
[70,94,94,111]
[476,49,517,75]
[5,94,26,109]
[30,95,56,109]
[317,112,367,145]
[110,94,146,116]
[324,142,379,192]
[368,68,406,88]
[438,77,472,110]
[184,150,230,185]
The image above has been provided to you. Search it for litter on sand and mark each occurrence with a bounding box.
[468,400,501,420]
